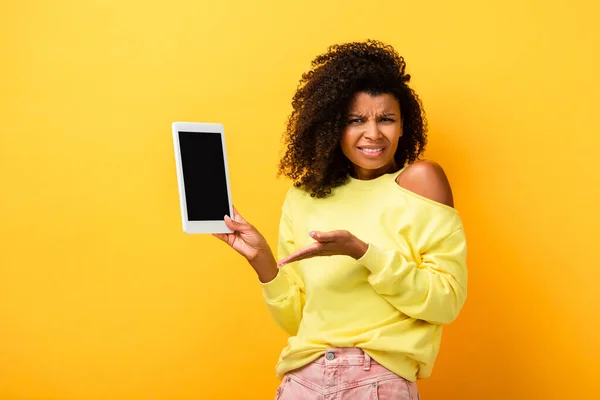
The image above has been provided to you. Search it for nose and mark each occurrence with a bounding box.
[363,120,382,140]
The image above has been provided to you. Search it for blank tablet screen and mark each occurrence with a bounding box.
[178,131,230,221]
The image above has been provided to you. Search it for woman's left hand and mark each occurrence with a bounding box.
[277,230,369,268]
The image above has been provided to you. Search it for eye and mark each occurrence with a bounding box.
[380,117,395,122]
[348,118,363,125]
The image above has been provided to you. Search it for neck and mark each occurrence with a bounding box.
[350,161,398,180]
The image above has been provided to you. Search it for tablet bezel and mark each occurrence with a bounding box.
[172,122,234,234]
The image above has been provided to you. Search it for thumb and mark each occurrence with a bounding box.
[309,230,338,243]
[224,215,252,232]
[232,206,248,224]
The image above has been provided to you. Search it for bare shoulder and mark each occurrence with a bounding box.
[395,160,454,208]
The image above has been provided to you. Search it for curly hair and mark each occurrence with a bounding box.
[278,40,428,198]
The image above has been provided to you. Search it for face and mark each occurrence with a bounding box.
[340,92,403,180]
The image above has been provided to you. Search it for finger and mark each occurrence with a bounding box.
[278,252,314,267]
[213,233,228,242]
[224,214,251,232]
[278,242,322,267]
[310,230,348,243]
[231,206,248,224]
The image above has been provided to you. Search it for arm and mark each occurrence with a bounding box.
[261,192,306,335]
[277,161,467,325]
[359,227,467,324]
[280,223,467,325]
[360,160,467,324]
[214,199,305,335]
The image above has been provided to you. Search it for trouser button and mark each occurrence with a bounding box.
[326,352,335,360]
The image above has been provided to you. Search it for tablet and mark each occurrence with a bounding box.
[172,122,233,234]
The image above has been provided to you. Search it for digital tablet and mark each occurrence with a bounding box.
[172,122,233,234]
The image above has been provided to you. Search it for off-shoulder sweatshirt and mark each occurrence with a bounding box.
[261,167,468,381]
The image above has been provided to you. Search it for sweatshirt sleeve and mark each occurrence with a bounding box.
[358,224,467,325]
[260,191,306,335]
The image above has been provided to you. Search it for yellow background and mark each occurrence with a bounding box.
[1,0,599,398]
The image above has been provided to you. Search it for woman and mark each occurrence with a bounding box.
[215,40,467,399]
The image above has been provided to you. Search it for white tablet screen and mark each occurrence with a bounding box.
[178,131,230,221]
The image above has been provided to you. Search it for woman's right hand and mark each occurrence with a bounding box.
[213,207,278,282]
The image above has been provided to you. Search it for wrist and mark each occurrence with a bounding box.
[249,250,278,283]
[349,237,369,259]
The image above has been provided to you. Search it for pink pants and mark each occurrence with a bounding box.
[275,348,420,399]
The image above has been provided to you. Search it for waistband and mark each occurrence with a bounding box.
[312,348,376,370]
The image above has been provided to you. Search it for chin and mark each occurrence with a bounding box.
[356,159,392,169]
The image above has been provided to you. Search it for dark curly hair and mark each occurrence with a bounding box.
[278,40,428,198]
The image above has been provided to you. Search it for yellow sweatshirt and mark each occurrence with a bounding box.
[261,169,468,381]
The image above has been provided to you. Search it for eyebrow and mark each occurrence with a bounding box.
[347,112,398,117]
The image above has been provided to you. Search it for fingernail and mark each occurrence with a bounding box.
[224,215,231,221]
[309,231,315,237]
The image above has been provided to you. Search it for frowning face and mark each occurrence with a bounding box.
[340,92,403,180]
